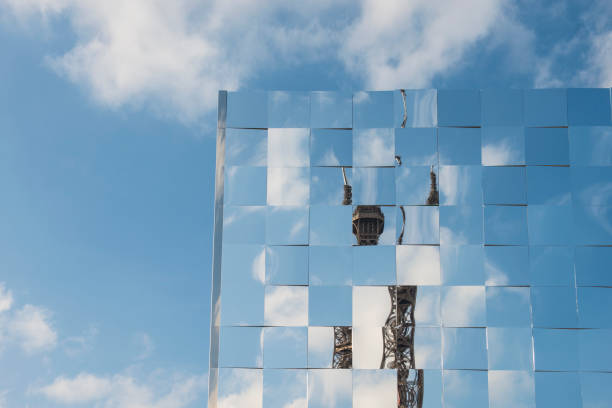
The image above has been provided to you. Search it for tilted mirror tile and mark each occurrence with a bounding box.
[441,286,486,327]
[352,167,396,205]
[437,89,481,126]
[413,327,442,369]
[525,127,569,165]
[310,129,352,166]
[395,127,437,165]
[352,327,385,369]
[353,128,395,166]
[263,369,307,408]
[528,246,574,286]
[486,287,531,327]
[567,88,612,126]
[481,126,525,165]
[396,165,439,205]
[396,245,441,286]
[393,89,437,128]
[439,165,483,206]
[268,91,310,128]
[531,286,578,328]
[309,245,352,286]
[396,206,439,244]
[352,286,393,327]
[527,166,571,205]
[264,285,308,326]
[224,166,267,205]
[569,126,612,166]
[580,372,612,408]
[219,326,263,368]
[353,370,398,408]
[310,167,349,205]
[307,326,336,369]
[307,370,352,408]
[438,128,481,165]
[268,128,310,167]
[353,91,394,128]
[484,205,528,245]
[572,204,612,245]
[482,166,526,205]
[443,370,489,408]
[309,205,353,245]
[440,245,485,285]
[263,327,307,368]
[218,368,263,408]
[570,166,612,207]
[225,128,267,166]
[265,246,308,285]
[414,285,441,327]
[575,246,612,286]
[267,167,310,206]
[486,327,533,370]
[481,89,523,126]
[577,288,612,328]
[310,91,352,129]
[488,371,535,408]
[484,246,529,286]
[533,328,579,370]
[352,246,396,286]
[535,372,582,408]
[222,206,266,244]
[308,285,352,326]
[527,205,573,245]
[265,206,309,245]
[523,89,567,126]
[579,329,612,371]
[442,327,488,369]
[226,91,267,128]
[440,205,483,245]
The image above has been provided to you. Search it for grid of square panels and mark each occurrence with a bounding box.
[211,89,612,408]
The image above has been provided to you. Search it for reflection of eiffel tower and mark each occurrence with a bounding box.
[332,326,352,369]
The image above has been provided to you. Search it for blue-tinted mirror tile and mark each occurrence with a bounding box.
[484,246,529,286]
[488,371,535,408]
[353,128,395,166]
[310,129,352,166]
[263,369,307,408]
[396,246,441,286]
[397,206,439,245]
[443,328,487,369]
[441,286,486,327]
[484,205,528,245]
[438,90,481,126]
[224,166,267,205]
[219,327,263,367]
[567,88,611,125]
[525,127,569,165]
[575,246,612,286]
[570,166,612,207]
[309,246,352,286]
[529,246,574,286]
[579,329,612,371]
[569,126,612,166]
[535,372,582,408]
[309,205,353,245]
[481,126,525,165]
[438,128,481,165]
[223,206,266,244]
[486,287,531,327]
[308,370,352,408]
[396,166,438,205]
[440,165,483,206]
[263,327,307,368]
[352,167,396,205]
[393,89,437,127]
[580,372,612,408]
[395,127,437,165]
[441,245,485,285]
[218,368,262,408]
[578,288,612,328]
[531,286,578,328]
[481,89,523,125]
[266,246,308,285]
[267,167,310,206]
[353,91,393,128]
[482,166,526,205]
[310,91,352,128]
[533,328,579,370]
[440,206,483,245]
[352,246,396,285]
[268,91,309,128]
[310,167,347,205]
[523,89,567,126]
[527,205,573,245]
[225,128,267,166]
[487,328,533,370]
[227,91,267,128]
[265,206,309,245]
[527,166,571,205]
[573,205,612,245]
[309,286,352,326]
[443,370,489,408]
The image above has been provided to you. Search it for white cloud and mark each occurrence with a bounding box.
[9,304,57,354]
[36,372,207,407]
[63,325,99,357]
[396,245,441,285]
[133,332,155,360]
[251,248,266,285]
[264,286,307,326]
[0,284,13,314]
[353,370,396,408]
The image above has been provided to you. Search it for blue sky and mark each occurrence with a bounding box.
[0,0,610,407]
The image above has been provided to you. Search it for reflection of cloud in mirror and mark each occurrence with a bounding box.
[482,139,517,165]
[414,328,441,369]
[583,183,612,235]
[224,206,264,227]
[264,286,307,326]
[396,246,441,285]
[321,149,341,166]
[484,258,509,286]
[268,129,309,167]
[410,90,436,127]
[251,248,266,284]
[355,129,393,166]
[440,226,468,245]
[268,168,309,205]
[308,370,352,408]
[357,169,378,205]
[442,286,485,326]
[226,137,267,166]
[353,328,383,369]
[414,287,440,326]
[592,133,612,165]
[308,327,334,368]
[353,91,370,104]
[283,398,307,408]
[440,166,474,205]
[218,369,262,408]
[488,370,535,407]
[403,207,438,243]
[353,286,391,327]
[289,218,308,240]
[353,370,396,408]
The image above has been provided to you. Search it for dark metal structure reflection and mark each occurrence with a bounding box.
[339,163,425,407]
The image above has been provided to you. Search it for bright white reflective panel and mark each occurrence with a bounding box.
[308,326,334,368]
[488,371,536,408]
[263,369,307,408]
[218,368,263,408]
[268,128,310,167]
[353,286,392,327]
[264,286,308,326]
[441,286,486,327]
[307,370,352,408]
[352,327,383,369]
[396,246,441,285]
[353,370,397,408]
[353,128,395,166]
[267,167,310,205]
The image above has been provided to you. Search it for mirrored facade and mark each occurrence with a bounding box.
[210,89,612,408]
